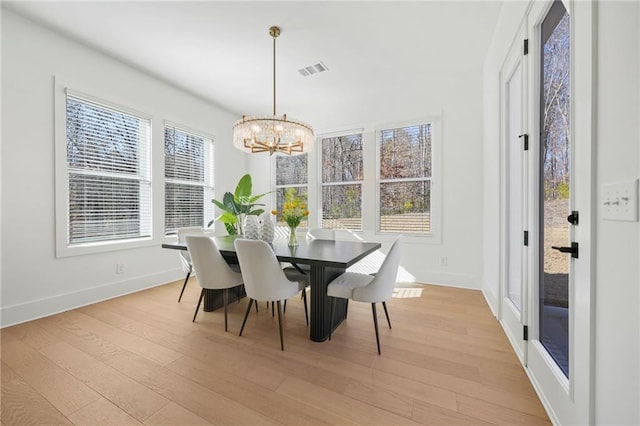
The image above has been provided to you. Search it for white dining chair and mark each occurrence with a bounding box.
[185,235,244,331]
[327,237,402,354]
[307,228,336,240]
[234,238,309,350]
[176,226,206,302]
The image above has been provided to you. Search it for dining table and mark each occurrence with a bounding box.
[163,235,381,342]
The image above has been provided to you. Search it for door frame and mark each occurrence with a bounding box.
[498,18,529,364]
[522,0,595,424]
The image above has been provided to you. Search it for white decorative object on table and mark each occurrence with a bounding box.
[260,213,275,243]
[243,215,260,239]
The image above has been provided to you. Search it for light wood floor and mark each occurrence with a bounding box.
[1,280,550,425]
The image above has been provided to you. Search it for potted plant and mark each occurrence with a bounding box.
[208,174,270,235]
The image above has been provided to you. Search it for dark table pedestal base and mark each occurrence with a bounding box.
[310,265,346,342]
[203,285,245,312]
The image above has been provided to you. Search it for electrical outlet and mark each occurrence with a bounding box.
[602,179,638,222]
[439,256,448,266]
[116,263,125,274]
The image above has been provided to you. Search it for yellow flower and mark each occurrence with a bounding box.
[271,210,278,215]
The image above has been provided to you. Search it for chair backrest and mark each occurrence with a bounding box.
[185,235,243,290]
[176,227,205,268]
[234,239,300,302]
[353,237,402,303]
[307,228,336,240]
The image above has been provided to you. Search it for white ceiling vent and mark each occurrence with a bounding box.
[298,61,328,77]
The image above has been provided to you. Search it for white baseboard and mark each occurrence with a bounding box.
[416,271,481,289]
[0,269,183,328]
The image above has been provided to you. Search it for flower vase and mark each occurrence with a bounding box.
[288,226,298,247]
[243,215,260,240]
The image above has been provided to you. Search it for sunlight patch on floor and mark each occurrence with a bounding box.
[393,287,424,298]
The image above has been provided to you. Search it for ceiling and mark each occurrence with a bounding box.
[4,1,503,130]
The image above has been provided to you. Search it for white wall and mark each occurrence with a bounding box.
[249,68,487,289]
[483,1,640,424]
[0,9,246,327]
[594,2,639,424]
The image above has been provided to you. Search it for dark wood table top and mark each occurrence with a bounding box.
[163,235,381,269]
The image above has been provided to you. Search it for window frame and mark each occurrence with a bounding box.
[318,130,364,231]
[54,77,155,257]
[375,117,441,242]
[163,121,215,236]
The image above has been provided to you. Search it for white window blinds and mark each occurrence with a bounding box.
[66,93,152,245]
[378,123,432,234]
[321,133,363,230]
[164,125,214,235]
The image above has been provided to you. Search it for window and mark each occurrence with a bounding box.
[64,92,152,247]
[378,123,432,234]
[320,133,363,230]
[274,154,308,228]
[164,124,214,235]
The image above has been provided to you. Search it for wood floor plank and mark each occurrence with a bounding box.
[276,376,420,425]
[0,281,550,425]
[457,394,552,425]
[166,355,340,425]
[38,342,170,422]
[144,402,210,426]
[67,398,143,425]
[105,351,280,425]
[1,362,72,426]
[1,331,101,416]
[411,399,494,425]
[374,357,549,419]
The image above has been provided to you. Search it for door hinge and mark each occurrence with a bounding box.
[518,133,529,151]
[523,230,529,246]
[524,39,529,55]
[523,325,529,341]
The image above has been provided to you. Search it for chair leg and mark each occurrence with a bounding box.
[345,299,349,319]
[382,301,392,329]
[271,301,274,317]
[223,288,229,332]
[178,270,191,302]
[329,297,336,341]
[255,300,259,312]
[372,303,381,355]
[301,289,309,326]
[276,300,284,351]
[283,299,287,313]
[192,289,204,322]
[239,298,254,336]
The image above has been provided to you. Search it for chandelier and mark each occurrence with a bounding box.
[232,26,314,156]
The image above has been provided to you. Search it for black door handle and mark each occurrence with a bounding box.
[551,242,579,259]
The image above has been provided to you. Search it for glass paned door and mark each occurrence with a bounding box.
[539,0,571,377]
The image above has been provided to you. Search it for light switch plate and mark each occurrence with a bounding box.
[602,179,638,221]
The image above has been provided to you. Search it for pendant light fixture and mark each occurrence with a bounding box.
[232,26,314,156]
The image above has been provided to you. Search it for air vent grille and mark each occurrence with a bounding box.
[298,62,328,77]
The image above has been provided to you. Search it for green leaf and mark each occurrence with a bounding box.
[234,174,252,201]
[248,209,265,216]
[223,192,240,215]
[224,222,238,235]
[212,198,232,213]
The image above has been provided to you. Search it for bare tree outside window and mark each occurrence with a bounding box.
[378,123,432,234]
[275,154,308,228]
[321,133,363,230]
